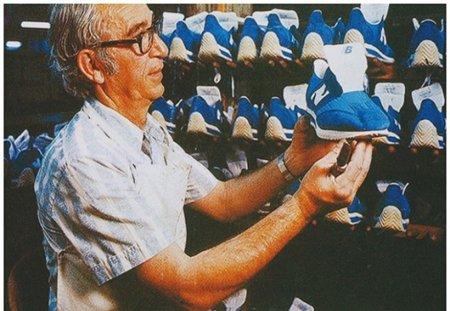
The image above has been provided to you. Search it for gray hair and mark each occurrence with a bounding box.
[49,4,118,98]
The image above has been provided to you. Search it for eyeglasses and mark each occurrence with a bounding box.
[89,27,158,55]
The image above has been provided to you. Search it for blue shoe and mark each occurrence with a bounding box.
[325,197,366,225]
[237,17,264,64]
[264,96,303,142]
[149,97,177,135]
[405,18,445,68]
[410,98,445,149]
[305,51,390,140]
[198,14,236,63]
[343,7,395,63]
[260,13,299,62]
[186,96,225,137]
[168,21,201,63]
[374,183,410,232]
[232,96,260,141]
[300,10,344,61]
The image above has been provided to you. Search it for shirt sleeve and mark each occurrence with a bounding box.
[53,155,175,285]
[170,142,220,204]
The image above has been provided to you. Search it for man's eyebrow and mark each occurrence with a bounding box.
[127,21,151,37]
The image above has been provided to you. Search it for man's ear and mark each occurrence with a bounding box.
[77,49,105,84]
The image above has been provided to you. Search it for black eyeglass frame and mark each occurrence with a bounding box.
[88,27,157,55]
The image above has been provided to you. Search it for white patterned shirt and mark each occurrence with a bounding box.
[35,98,219,310]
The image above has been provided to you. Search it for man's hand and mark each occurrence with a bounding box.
[284,116,339,176]
[293,140,373,221]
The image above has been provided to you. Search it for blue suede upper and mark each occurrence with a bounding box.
[202,14,236,59]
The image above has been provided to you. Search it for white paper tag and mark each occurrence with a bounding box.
[252,9,299,29]
[289,297,315,311]
[196,86,221,106]
[360,4,389,24]
[411,83,445,112]
[283,84,308,110]
[374,83,405,112]
[162,12,185,36]
[226,148,248,178]
[376,181,408,194]
[185,12,208,34]
[324,43,367,92]
[211,11,238,31]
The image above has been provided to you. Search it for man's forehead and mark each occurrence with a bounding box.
[97,4,153,34]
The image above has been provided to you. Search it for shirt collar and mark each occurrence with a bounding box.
[83,98,147,152]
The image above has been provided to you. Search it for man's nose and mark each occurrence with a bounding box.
[150,34,168,59]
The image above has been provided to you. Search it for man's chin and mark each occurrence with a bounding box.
[148,84,165,101]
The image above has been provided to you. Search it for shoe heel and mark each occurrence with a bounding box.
[412,40,442,67]
[375,206,405,232]
[343,29,365,45]
[187,112,208,135]
[265,116,288,141]
[410,119,441,149]
[301,32,325,61]
[232,117,254,140]
[237,36,258,63]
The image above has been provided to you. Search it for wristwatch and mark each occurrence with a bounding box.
[276,152,296,182]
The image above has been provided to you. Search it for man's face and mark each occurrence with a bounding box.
[98,4,168,102]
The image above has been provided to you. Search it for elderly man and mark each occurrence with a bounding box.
[35,4,373,310]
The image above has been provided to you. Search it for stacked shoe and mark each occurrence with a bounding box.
[198,13,237,63]
[343,7,395,64]
[160,12,185,51]
[237,17,264,65]
[371,83,405,145]
[325,197,366,225]
[232,96,260,141]
[305,43,390,140]
[374,182,411,232]
[405,18,445,68]
[300,10,344,62]
[186,95,227,137]
[149,97,178,135]
[409,84,445,149]
[168,21,201,63]
[260,13,300,62]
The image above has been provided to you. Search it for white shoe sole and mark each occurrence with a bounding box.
[237,36,257,63]
[374,205,407,232]
[410,119,442,149]
[260,32,292,61]
[344,29,395,63]
[411,40,443,68]
[232,117,257,141]
[198,32,232,63]
[187,112,208,135]
[168,37,192,63]
[265,116,291,141]
[301,32,325,61]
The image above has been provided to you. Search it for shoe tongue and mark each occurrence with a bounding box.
[270,96,284,106]
[283,84,308,110]
[374,83,406,112]
[310,10,324,24]
[376,181,407,194]
[323,43,367,92]
[360,4,389,24]
[267,13,282,27]
[313,59,329,78]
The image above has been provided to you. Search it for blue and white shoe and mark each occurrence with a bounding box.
[149,97,177,135]
[198,14,236,63]
[168,21,201,63]
[232,96,260,141]
[410,98,445,149]
[371,83,405,145]
[343,7,395,63]
[300,10,344,61]
[260,13,299,62]
[325,197,366,225]
[237,17,264,64]
[305,45,390,140]
[186,96,225,137]
[264,96,304,142]
[405,18,445,68]
[374,182,411,232]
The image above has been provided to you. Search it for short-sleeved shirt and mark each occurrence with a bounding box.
[34,98,219,310]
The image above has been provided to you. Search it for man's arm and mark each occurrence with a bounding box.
[191,118,337,222]
[135,141,373,310]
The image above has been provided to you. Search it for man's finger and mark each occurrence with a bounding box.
[317,139,346,168]
[353,143,373,189]
[335,142,368,185]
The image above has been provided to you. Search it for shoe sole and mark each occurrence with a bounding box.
[372,132,400,145]
[411,40,442,68]
[344,29,395,64]
[232,117,257,141]
[265,116,291,141]
[410,119,442,149]
[198,32,231,63]
[237,36,258,63]
[325,207,363,225]
[151,111,175,134]
[260,32,292,62]
[168,37,192,63]
[301,32,325,62]
[187,112,221,137]
[306,107,390,140]
[374,205,406,232]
